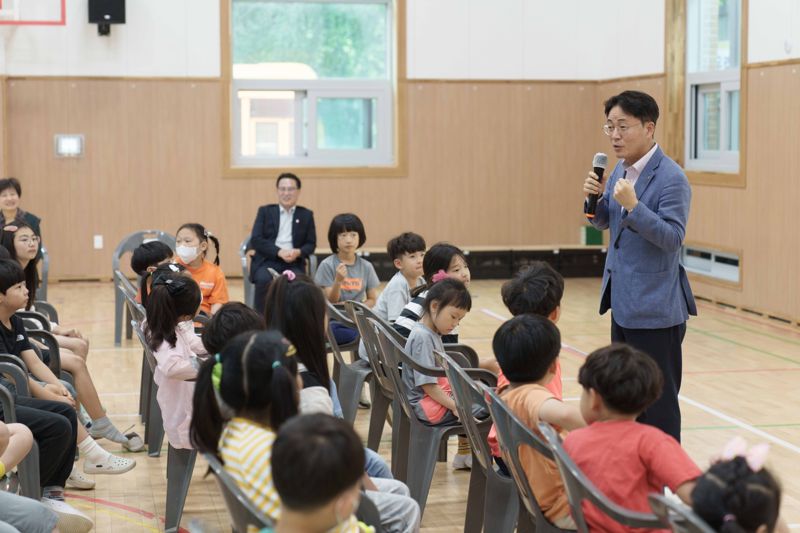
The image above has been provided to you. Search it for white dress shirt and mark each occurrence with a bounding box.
[275,205,296,250]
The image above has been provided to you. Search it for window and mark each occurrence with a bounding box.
[682,245,741,284]
[685,0,741,173]
[230,0,395,168]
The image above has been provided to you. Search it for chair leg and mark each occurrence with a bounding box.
[391,401,410,482]
[114,288,124,346]
[19,440,41,499]
[367,390,390,452]
[164,445,197,533]
[139,353,150,422]
[405,425,443,516]
[338,369,366,424]
[483,473,519,533]
[331,359,341,389]
[464,463,486,533]
[147,384,164,457]
[125,304,133,340]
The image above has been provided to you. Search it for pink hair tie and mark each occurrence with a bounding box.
[3,225,18,232]
[431,269,449,283]
[282,270,296,281]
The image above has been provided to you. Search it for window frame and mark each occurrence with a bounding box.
[684,0,742,174]
[664,0,748,188]
[220,0,407,178]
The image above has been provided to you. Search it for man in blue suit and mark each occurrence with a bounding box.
[249,173,316,313]
[583,91,697,442]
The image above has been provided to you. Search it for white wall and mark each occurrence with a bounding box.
[0,0,219,77]
[0,0,666,80]
[407,0,665,80]
[748,0,800,63]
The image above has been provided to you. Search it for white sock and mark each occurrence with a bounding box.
[78,436,111,464]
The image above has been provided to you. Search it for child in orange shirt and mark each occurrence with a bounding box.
[175,223,229,315]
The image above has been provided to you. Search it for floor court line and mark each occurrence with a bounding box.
[712,317,800,346]
[696,301,800,337]
[481,308,800,457]
[687,327,800,366]
[66,493,190,532]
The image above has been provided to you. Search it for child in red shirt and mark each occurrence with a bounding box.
[564,344,701,533]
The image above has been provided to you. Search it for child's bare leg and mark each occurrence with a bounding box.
[0,422,33,471]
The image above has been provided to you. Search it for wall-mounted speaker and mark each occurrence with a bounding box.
[88,0,126,36]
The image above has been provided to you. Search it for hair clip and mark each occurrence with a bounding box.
[282,270,296,281]
[272,361,281,369]
[718,436,770,471]
[211,357,223,392]
[723,514,737,523]
[152,275,188,295]
[2,225,18,232]
[431,269,449,283]
[285,344,296,357]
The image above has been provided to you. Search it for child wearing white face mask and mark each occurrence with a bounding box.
[175,223,229,316]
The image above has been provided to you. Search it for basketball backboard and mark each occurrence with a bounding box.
[0,0,66,25]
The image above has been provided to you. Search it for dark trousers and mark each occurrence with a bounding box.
[252,259,306,314]
[2,396,77,488]
[611,316,686,442]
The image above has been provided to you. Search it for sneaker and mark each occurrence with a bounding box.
[452,453,472,471]
[83,453,136,475]
[41,498,94,533]
[67,465,96,490]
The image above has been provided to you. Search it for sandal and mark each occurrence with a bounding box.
[83,453,136,475]
[67,465,96,490]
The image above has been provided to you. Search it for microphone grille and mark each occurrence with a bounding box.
[593,152,608,169]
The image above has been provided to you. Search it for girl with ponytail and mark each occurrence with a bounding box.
[692,438,787,533]
[145,272,207,449]
[190,330,299,521]
[175,222,229,315]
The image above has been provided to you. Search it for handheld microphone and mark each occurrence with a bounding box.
[586,152,608,218]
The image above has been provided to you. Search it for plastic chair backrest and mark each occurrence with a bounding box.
[115,270,138,300]
[132,320,158,373]
[112,230,176,273]
[648,494,716,533]
[122,289,146,324]
[204,452,273,532]
[435,351,495,472]
[538,422,663,532]
[32,300,59,324]
[240,236,255,308]
[346,302,395,397]
[479,383,558,526]
[345,300,406,344]
[38,245,49,302]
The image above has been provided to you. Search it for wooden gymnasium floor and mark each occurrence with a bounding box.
[43,278,800,532]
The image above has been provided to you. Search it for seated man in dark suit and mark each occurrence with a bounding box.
[249,173,316,313]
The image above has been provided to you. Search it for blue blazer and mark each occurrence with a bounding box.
[588,146,697,329]
[249,204,316,280]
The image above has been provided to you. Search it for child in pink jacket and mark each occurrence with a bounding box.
[144,271,207,449]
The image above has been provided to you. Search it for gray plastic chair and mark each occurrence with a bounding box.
[38,245,49,302]
[326,325,371,424]
[240,236,255,309]
[480,384,572,533]
[435,352,518,533]
[204,452,273,533]
[345,301,397,452]
[538,422,663,532]
[121,288,148,421]
[113,230,175,345]
[0,361,41,499]
[648,493,715,533]
[372,319,495,515]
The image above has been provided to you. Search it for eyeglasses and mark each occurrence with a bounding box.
[18,236,40,245]
[603,122,645,136]
[277,187,298,193]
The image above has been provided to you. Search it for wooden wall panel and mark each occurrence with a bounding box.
[6,78,598,280]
